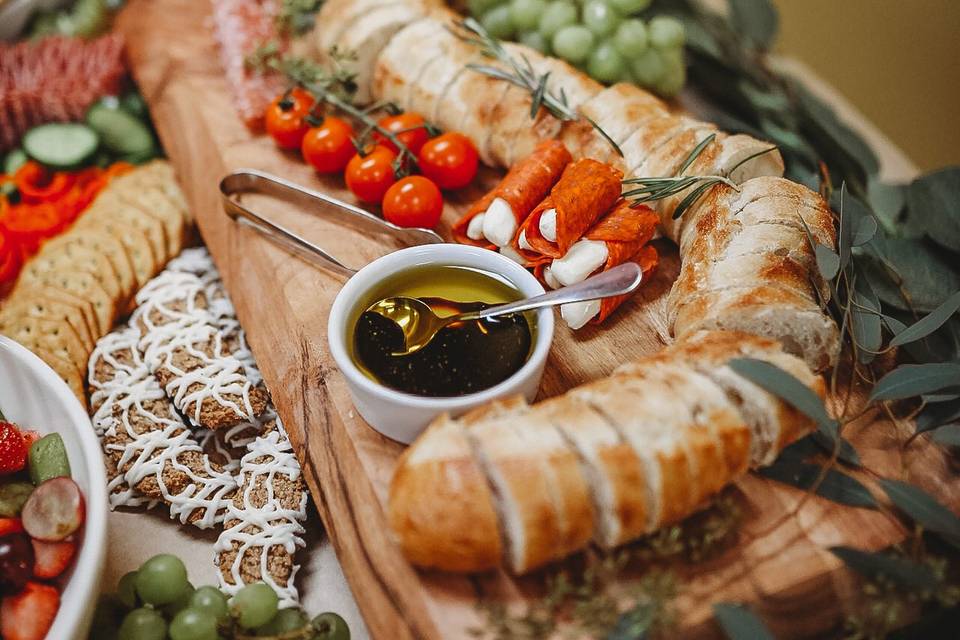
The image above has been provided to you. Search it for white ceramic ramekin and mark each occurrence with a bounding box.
[328,244,554,444]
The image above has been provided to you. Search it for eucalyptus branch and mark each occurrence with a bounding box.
[452,17,622,157]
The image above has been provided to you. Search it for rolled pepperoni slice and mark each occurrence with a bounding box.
[453,140,571,250]
[516,158,623,262]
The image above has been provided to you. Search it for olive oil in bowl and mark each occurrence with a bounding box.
[350,265,536,397]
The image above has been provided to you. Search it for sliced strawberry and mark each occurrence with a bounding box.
[0,518,23,535]
[31,538,76,579]
[0,422,27,475]
[1,581,59,640]
[20,430,40,450]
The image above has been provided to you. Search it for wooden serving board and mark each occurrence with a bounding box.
[116,2,958,637]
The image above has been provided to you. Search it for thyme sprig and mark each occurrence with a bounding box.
[451,17,622,157]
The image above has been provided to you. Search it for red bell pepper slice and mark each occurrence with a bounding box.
[1,202,63,255]
[14,162,76,203]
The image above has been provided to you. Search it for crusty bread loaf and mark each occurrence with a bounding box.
[388,331,824,574]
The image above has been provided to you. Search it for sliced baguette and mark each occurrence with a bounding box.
[371,17,444,111]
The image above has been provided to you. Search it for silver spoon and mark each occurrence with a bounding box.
[366,262,643,356]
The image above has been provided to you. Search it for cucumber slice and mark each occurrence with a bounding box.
[4,148,27,175]
[22,123,99,169]
[86,101,157,159]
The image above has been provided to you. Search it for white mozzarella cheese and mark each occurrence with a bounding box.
[543,266,561,290]
[499,245,526,265]
[561,300,601,329]
[481,197,516,247]
[539,208,558,243]
[466,213,486,240]
[550,240,608,286]
[518,229,533,251]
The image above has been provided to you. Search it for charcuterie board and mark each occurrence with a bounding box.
[116,1,958,637]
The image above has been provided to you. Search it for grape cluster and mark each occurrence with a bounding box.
[469,0,687,97]
[91,554,350,640]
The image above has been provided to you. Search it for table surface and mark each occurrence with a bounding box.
[101,56,918,640]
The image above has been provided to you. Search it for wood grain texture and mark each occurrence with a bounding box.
[116,2,957,637]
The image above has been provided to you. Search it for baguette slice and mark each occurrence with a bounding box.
[387,414,503,572]
[620,115,692,175]
[371,15,454,112]
[537,395,650,548]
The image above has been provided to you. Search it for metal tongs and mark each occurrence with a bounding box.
[219,169,444,278]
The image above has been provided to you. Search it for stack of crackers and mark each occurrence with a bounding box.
[0,160,193,408]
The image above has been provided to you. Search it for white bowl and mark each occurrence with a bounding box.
[0,336,108,640]
[328,245,554,444]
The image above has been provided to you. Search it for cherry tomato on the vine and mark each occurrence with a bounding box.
[265,88,315,150]
[382,176,444,229]
[375,112,430,156]
[301,117,355,174]
[417,132,479,190]
[345,145,397,204]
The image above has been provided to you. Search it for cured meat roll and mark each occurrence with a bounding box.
[515,159,623,261]
[453,141,572,249]
[534,201,660,328]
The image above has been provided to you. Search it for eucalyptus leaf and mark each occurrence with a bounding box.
[798,88,880,180]
[829,546,939,590]
[867,177,908,235]
[850,280,882,364]
[728,358,834,428]
[932,424,960,447]
[852,214,878,247]
[759,459,876,508]
[870,363,960,402]
[727,0,778,50]
[837,184,854,268]
[713,603,775,640]
[737,79,790,114]
[815,245,840,280]
[879,478,960,544]
[890,291,960,347]
[861,231,960,312]
[812,423,862,467]
[759,118,818,167]
[907,166,960,253]
[915,399,960,437]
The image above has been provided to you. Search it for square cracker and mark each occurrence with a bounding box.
[14,285,101,343]
[22,240,125,308]
[0,296,95,352]
[113,187,187,259]
[12,270,116,336]
[115,161,190,218]
[82,197,169,267]
[5,316,90,371]
[29,347,87,409]
[76,215,158,290]
[41,229,137,303]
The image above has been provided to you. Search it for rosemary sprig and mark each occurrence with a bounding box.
[452,17,622,158]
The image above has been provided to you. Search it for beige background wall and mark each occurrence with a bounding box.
[773,0,960,172]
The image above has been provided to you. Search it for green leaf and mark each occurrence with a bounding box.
[837,184,854,268]
[879,478,960,544]
[759,459,877,508]
[932,424,960,447]
[829,546,939,590]
[861,231,960,312]
[850,280,882,364]
[870,363,960,402]
[867,177,907,234]
[728,0,779,50]
[798,88,880,179]
[713,603,775,640]
[812,422,862,467]
[890,291,960,348]
[728,358,833,427]
[915,399,960,436]
[815,245,840,280]
[907,166,960,253]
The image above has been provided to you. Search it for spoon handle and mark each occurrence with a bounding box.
[460,262,644,321]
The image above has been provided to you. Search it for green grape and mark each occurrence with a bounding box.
[256,607,309,635]
[587,42,626,83]
[116,570,138,609]
[509,0,547,32]
[189,586,229,622]
[613,18,648,58]
[648,15,685,49]
[169,608,218,640]
[468,0,506,16]
[629,47,664,86]
[118,608,166,640]
[312,612,351,640]
[655,49,686,97]
[232,582,280,629]
[162,582,195,618]
[609,0,651,14]
[481,5,515,39]
[582,0,621,37]
[134,554,190,606]
[538,1,578,40]
[519,30,550,53]
[552,25,595,64]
